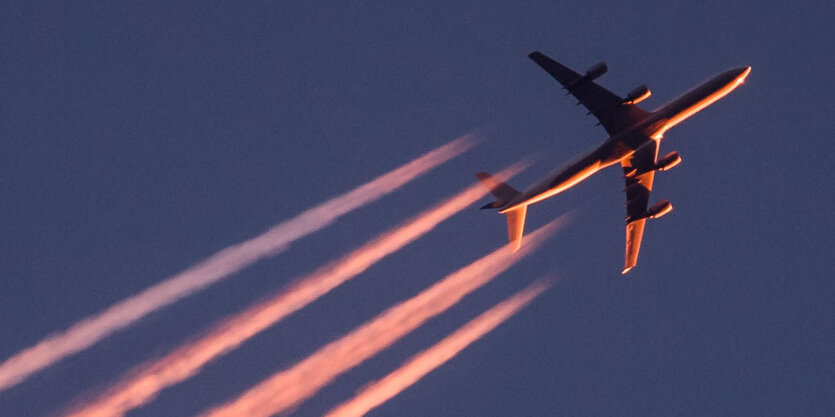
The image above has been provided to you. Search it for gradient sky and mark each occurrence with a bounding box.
[1,1,833,416]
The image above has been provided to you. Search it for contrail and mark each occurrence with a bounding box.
[0,135,476,393]
[197,216,567,417]
[323,277,554,417]
[62,163,526,417]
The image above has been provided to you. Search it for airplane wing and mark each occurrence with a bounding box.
[528,51,649,136]
[620,140,659,274]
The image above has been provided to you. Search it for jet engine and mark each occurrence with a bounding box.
[654,151,682,171]
[622,84,651,104]
[624,151,681,178]
[646,199,673,219]
[585,62,608,80]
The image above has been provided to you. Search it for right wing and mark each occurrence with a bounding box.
[620,140,659,274]
[528,51,649,136]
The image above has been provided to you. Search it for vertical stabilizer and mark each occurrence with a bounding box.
[505,206,527,252]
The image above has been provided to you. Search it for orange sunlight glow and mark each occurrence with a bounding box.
[503,160,602,212]
[62,162,526,417]
[197,216,567,417]
[323,277,554,417]
[651,68,751,140]
[0,135,476,393]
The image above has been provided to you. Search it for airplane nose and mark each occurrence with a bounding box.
[733,66,751,84]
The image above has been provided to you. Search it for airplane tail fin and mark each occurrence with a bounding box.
[475,172,527,252]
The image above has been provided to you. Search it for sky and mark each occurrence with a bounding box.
[1,1,833,416]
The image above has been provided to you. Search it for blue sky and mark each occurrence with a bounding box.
[1,1,833,416]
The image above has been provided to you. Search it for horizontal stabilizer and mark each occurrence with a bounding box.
[475,172,520,208]
[505,206,528,252]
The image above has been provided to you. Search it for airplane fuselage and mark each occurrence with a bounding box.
[499,66,751,213]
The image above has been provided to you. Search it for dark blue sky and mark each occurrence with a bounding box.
[1,1,833,416]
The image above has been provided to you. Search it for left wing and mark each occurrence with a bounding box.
[528,51,649,136]
[621,140,659,274]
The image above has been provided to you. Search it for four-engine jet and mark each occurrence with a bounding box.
[477,51,750,274]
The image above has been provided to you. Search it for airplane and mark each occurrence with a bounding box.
[477,51,750,274]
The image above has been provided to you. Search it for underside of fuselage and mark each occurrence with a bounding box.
[498,135,650,213]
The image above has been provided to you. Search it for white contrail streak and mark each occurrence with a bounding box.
[62,163,526,417]
[323,277,554,417]
[197,216,566,417]
[0,135,476,393]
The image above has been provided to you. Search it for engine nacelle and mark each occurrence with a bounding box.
[654,151,682,171]
[625,151,682,179]
[646,199,673,219]
[622,84,651,105]
[585,62,608,81]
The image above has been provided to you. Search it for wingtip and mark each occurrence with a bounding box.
[510,238,523,253]
[528,51,552,63]
[480,201,498,210]
[621,266,633,275]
